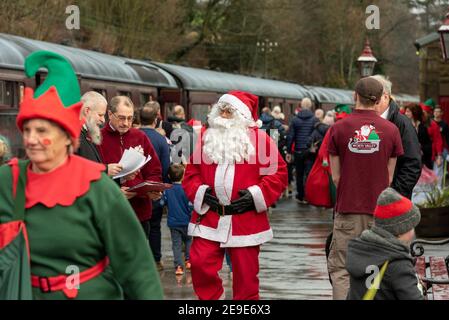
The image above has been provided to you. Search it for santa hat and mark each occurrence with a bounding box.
[217,90,259,122]
[374,188,421,236]
[16,51,83,141]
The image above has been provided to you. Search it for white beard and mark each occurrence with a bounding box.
[86,117,102,145]
[203,110,255,164]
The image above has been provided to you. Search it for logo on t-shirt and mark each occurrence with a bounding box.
[348,124,380,154]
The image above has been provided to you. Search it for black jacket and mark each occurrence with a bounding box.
[346,226,423,300]
[387,100,422,199]
[75,128,103,163]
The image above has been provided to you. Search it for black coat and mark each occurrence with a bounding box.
[346,227,423,300]
[387,100,422,199]
[75,128,103,163]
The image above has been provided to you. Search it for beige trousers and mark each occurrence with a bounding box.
[327,212,373,300]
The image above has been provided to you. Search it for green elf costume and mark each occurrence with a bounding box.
[0,51,163,300]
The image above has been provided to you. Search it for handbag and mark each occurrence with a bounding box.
[0,158,33,300]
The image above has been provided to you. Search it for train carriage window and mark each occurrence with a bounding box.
[93,88,107,98]
[191,104,212,124]
[0,81,15,109]
[118,91,131,98]
[140,93,152,105]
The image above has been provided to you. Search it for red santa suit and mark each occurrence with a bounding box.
[182,91,288,300]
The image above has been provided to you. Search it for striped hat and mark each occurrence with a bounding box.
[374,188,421,236]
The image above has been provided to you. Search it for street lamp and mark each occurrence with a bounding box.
[357,39,377,78]
[438,10,449,61]
[257,39,278,78]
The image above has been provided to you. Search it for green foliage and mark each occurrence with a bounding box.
[419,186,449,209]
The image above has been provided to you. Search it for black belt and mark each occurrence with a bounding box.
[208,203,241,216]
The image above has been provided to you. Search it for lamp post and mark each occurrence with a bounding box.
[438,10,449,61]
[357,39,377,78]
[257,39,278,78]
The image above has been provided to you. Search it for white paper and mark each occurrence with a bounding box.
[113,147,152,179]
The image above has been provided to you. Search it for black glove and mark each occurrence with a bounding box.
[231,190,256,213]
[203,187,219,207]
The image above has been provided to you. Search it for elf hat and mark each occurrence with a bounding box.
[420,102,433,114]
[420,98,436,114]
[217,90,259,122]
[374,188,421,236]
[424,98,436,109]
[16,51,83,141]
[334,104,352,120]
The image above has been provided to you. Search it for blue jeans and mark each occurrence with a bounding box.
[170,227,192,268]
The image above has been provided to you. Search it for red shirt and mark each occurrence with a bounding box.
[98,124,162,221]
[328,110,404,215]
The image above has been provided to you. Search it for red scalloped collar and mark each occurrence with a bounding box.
[25,155,105,208]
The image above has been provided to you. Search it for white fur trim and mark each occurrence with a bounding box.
[255,119,263,128]
[194,185,211,215]
[188,216,232,243]
[214,164,235,205]
[247,185,267,213]
[188,222,273,248]
[218,94,253,121]
[221,228,273,248]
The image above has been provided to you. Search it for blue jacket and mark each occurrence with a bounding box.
[164,183,193,228]
[287,110,319,152]
[140,128,170,182]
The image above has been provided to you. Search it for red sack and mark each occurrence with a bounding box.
[305,131,333,208]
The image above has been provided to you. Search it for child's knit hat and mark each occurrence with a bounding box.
[374,188,421,236]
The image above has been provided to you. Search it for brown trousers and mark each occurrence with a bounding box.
[327,212,373,300]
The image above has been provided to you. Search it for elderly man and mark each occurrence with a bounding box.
[370,75,422,199]
[98,96,162,235]
[77,91,122,177]
[168,104,194,162]
[183,91,288,300]
[286,97,319,204]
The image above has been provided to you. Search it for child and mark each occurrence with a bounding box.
[346,188,424,300]
[164,164,193,275]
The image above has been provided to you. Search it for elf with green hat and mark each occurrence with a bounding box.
[334,104,353,120]
[0,51,163,299]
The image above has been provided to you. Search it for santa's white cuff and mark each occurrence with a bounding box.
[194,185,210,215]
[247,185,267,213]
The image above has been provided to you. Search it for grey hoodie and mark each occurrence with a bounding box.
[346,226,423,300]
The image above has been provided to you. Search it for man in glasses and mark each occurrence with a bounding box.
[98,96,163,236]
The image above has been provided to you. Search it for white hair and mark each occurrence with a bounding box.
[371,75,392,96]
[271,105,285,120]
[81,91,107,112]
[301,97,312,110]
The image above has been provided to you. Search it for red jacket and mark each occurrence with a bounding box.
[183,128,288,247]
[98,124,162,221]
[428,120,443,161]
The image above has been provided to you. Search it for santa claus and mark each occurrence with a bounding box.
[182,90,288,300]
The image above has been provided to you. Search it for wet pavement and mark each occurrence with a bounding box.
[158,195,334,300]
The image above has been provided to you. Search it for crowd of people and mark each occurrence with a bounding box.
[1,49,448,301]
